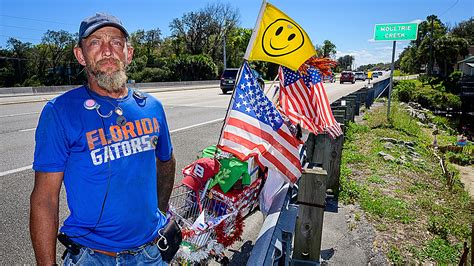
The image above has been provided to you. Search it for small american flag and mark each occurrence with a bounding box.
[278,66,343,138]
[218,62,302,183]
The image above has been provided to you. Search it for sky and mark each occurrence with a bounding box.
[1,0,473,67]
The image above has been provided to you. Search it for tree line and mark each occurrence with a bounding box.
[0,3,361,88]
[397,16,472,77]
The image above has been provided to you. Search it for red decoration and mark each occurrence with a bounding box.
[215,212,244,247]
[181,228,196,240]
[298,56,337,76]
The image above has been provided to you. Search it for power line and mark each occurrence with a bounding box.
[0,24,49,32]
[0,15,75,26]
[0,34,42,42]
[438,0,460,17]
[0,56,83,65]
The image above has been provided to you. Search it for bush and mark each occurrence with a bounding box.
[168,54,217,81]
[129,67,172,82]
[393,80,461,110]
[394,80,416,103]
[443,70,463,94]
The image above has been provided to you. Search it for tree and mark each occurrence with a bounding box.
[169,3,239,67]
[321,40,336,58]
[130,28,162,66]
[434,35,469,76]
[224,27,251,69]
[451,18,474,45]
[337,55,354,71]
[41,30,75,85]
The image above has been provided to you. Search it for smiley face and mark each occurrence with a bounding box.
[262,18,305,57]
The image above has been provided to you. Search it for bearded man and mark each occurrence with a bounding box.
[30,13,175,265]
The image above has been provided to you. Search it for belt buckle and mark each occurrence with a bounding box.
[117,249,139,256]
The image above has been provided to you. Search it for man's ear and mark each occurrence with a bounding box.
[126,45,134,65]
[73,46,87,66]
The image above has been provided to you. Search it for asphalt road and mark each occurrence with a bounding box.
[0,77,382,264]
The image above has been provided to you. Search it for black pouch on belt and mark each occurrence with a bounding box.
[57,233,82,259]
[156,219,182,263]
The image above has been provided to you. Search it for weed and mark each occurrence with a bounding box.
[388,246,404,264]
[367,174,386,184]
[360,189,414,223]
[416,237,464,264]
[354,212,361,221]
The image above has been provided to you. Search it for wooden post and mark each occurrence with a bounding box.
[332,109,346,123]
[471,199,473,265]
[311,133,344,190]
[294,167,328,262]
[359,90,367,109]
[341,97,355,122]
[351,93,361,116]
[366,87,375,109]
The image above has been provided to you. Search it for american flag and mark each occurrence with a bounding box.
[278,66,343,138]
[218,62,302,183]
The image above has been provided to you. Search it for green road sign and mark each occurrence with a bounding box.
[374,23,418,41]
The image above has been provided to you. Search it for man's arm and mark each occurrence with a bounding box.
[30,171,63,265]
[156,154,176,213]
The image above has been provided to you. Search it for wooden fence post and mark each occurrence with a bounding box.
[294,167,328,262]
[309,133,344,190]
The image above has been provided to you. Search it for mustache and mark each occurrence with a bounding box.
[97,58,121,67]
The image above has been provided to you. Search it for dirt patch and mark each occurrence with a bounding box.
[455,164,474,198]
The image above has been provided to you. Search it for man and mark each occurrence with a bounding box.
[30,13,176,265]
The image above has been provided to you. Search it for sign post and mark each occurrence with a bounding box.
[373,22,418,119]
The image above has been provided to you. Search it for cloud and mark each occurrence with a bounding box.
[410,19,423,24]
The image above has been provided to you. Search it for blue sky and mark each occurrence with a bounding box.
[1,0,472,67]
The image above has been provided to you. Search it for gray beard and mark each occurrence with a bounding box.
[94,70,127,93]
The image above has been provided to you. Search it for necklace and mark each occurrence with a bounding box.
[83,87,128,126]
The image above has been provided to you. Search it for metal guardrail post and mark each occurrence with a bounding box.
[247,185,298,265]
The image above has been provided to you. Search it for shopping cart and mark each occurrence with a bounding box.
[168,178,262,263]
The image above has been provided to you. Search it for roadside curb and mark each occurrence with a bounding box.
[0,85,218,105]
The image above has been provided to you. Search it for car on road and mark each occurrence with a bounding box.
[340,71,355,84]
[220,68,239,94]
[354,72,366,81]
[372,71,379,78]
[220,68,265,94]
[377,71,383,76]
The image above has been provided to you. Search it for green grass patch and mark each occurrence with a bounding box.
[388,246,404,264]
[413,237,464,264]
[359,189,414,223]
[367,174,386,184]
[339,101,471,264]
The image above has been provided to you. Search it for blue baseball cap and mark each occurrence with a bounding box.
[79,13,129,41]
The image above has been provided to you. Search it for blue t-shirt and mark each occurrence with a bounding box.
[33,86,173,252]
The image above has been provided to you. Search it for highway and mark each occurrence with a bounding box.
[0,77,383,264]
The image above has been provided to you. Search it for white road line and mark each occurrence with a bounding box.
[2,118,224,177]
[0,111,39,118]
[170,118,223,133]
[19,128,36,132]
[0,165,32,177]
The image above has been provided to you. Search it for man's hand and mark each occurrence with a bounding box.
[30,172,63,265]
[156,154,176,213]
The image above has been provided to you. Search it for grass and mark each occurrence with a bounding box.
[339,100,471,264]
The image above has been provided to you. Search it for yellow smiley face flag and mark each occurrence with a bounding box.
[244,2,316,70]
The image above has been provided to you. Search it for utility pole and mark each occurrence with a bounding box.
[428,16,434,76]
[223,36,227,69]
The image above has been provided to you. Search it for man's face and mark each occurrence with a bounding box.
[74,26,133,93]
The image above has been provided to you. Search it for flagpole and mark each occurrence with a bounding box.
[243,0,267,60]
[215,62,246,154]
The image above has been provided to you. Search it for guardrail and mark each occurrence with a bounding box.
[0,80,220,95]
[247,77,391,265]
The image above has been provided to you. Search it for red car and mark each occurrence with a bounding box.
[340,71,355,84]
